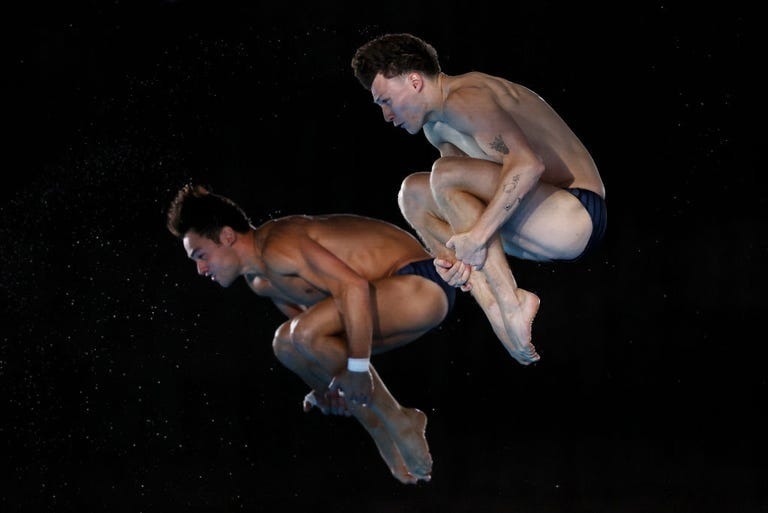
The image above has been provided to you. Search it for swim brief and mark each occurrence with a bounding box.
[556,187,607,262]
[396,258,457,312]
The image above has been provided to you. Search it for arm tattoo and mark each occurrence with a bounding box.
[503,175,520,193]
[490,135,509,154]
[503,175,521,211]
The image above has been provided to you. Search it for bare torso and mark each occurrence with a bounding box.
[424,72,605,197]
[245,214,430,307]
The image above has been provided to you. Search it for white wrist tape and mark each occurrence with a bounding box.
[347,357,370,372]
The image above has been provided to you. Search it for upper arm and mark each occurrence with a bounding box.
[446,88,541,168]
[424,124,468,157]
[266,236,368,298]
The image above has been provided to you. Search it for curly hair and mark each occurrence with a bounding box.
[166,184,252,241]
[351,33,440,90]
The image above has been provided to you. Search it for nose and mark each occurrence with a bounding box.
[381,105,395,123]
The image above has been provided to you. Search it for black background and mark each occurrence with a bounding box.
[5,1,764,512]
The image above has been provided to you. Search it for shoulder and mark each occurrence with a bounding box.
[443,73,510,116]
[261,219,310,263]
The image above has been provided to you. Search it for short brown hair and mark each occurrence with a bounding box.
[166,184,252,241]
[351,33,440,90]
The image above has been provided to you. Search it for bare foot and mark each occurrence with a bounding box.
[305,390,423,484]
[369,429,420,484]
[352,406,423,484]
[467,275,540,365]
[388,408,432,482]
[502,288,540,365]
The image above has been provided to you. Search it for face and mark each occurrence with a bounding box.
[370,73,425,135]
[182,229,241,288]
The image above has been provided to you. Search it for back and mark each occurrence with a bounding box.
[267,214,431,280]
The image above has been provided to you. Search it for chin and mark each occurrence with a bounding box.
[216,277,235,288]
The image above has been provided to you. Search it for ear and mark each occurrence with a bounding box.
[408,72,424,92]
[219,226,237,246]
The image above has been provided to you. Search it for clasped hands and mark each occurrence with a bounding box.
[434,231,488,291]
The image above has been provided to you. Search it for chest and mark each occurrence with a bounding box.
[247,274,326,306]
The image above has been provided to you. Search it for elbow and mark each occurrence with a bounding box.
[529,155,545,179]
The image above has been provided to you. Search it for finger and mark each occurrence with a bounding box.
[443,268,459,284]
[460,264,471,283]
[433,258,451,269]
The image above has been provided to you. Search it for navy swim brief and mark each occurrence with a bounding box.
[556,187,607,262]
[396,258,457,312]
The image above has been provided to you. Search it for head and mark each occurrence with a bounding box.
[351,33,441,134]
[166,184,253,287]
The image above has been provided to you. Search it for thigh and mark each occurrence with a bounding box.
[370,274,450,353]
[430,158,592,261]
[290,275,450,354]
[500,183,592,261]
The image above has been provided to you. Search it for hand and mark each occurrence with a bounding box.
[303,388,352,416]
[328,368,373,409]
[445,232,488,270]
[434,258,472,291]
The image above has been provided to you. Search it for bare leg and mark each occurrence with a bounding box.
[399,173,540,364]
[273,321,432,482]
[363,367,431,481]
[302,388,417,484]
[463,269,540,363]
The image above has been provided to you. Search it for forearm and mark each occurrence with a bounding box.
[338,284,374,360]
[472,162,544,243]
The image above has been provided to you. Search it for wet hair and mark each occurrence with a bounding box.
[351,32,440,90]
[166,184,252,241]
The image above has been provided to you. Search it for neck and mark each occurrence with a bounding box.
[424,72,447,121]
[238,229,264,277]
[436,72,446,97]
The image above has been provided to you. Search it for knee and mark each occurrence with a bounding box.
[429,157,465,196]
[286,317,321,357]
[273,318,321,363]
[272,321,296,363]
[398,173,432,222]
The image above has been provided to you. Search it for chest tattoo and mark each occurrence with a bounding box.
[490,135,509,154]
